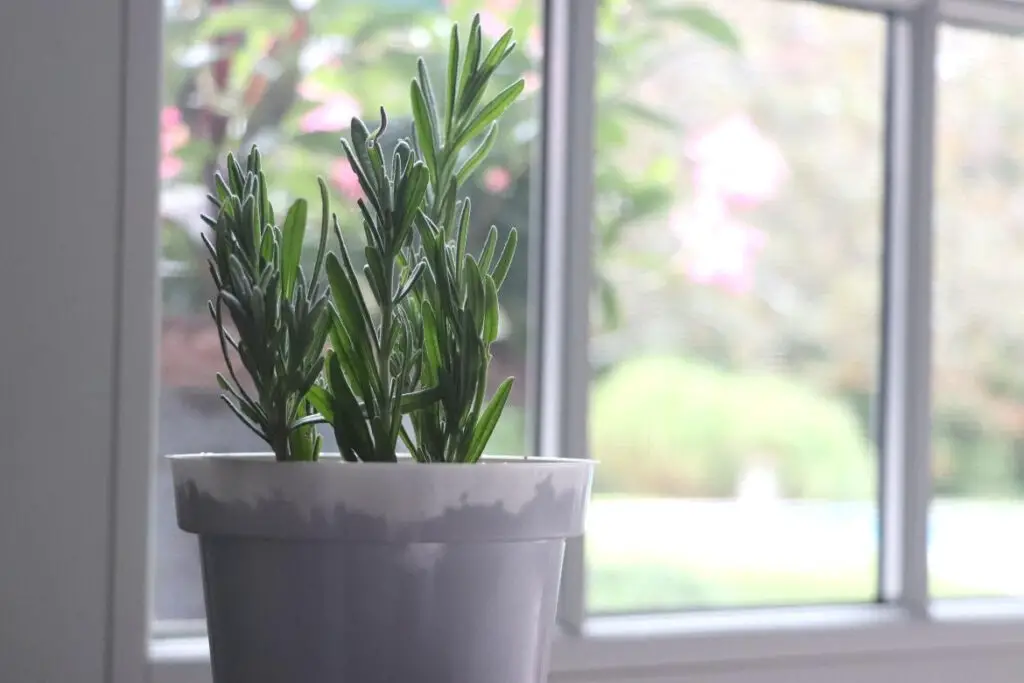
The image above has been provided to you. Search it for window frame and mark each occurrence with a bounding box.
[125,0,1024,680]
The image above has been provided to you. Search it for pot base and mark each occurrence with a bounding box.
[201,536,563,683]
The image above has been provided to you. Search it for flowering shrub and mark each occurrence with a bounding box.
[160,106,189,180]
[672,114,786,294]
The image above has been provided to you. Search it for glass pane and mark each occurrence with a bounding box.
[587,0,885,612]
[931,26,1024,599]
[154,0,541,621]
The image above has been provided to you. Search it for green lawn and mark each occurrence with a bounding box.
[587,561,989,613]
[584,496,1013,613]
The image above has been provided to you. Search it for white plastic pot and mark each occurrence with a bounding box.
[169,453,594,683]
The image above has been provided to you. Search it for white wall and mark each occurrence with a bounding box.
[0,0,159,681]
[5,1,1024,682]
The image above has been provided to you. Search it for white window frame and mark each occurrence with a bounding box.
[10,0,1024,681]
[148,1,1024,681]
[145,0,1024,680]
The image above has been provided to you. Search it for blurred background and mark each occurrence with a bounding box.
[154,0,1024,621]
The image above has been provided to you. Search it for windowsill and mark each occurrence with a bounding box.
[150,599,1024,680]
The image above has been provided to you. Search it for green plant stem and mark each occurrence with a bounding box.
[377,265,394,417]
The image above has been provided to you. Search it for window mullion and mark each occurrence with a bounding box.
[531,0,598,634]
[878,0,938,618]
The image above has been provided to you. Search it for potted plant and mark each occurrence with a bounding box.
[169,15,594,683]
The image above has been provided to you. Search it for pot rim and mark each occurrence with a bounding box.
[166,452,596,467]
[169,452,594,540]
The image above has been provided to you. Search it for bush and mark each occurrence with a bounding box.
[589,356,873,499]
[932,404,1020,497]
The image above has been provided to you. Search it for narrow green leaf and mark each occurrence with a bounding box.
[411,79,439,183]
[311,178,331,286]
[482,273,499,344]
[328,354,375,461]
[399,424,424,462]
[457,60,500,121]
[257,170,272,234]
[364,246,390,302]
[280,198,308,298]
[331,218,378,340]
[421,301,442,370]
[326,252,377,357]
[306,385,334,424]
[454,122,499,188]
[455,197,471,279]
[219,395,268,443]
[394,260,426,304]
[479,27,515,74]
[463,255,485,332]
[479,225,498,272]
[417,58,442,147]
[367,142,389,206]
[458,15,483,115]
[341,136,383,219]
[464,377,514,463]
[214,173,231,203]
[490,227,517,289]
[226,153,244,194]
[287,425,318,462]
[331,325,372,402]
[400,385,443,413]
[454,79,525,151]
[397,163,429,238]
[289,413,327,431]
[445,23,460,140]
[215,373,267,426]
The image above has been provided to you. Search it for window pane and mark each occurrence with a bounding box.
[154,0,541,621]
[587,0,885,612]
[931,26,1024,599]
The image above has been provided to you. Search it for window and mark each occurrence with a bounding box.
[587,0,885,613]
[129,0,1024,681]
[931,23,1024,599]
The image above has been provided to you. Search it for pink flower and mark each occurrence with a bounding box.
[330,159,363,201]
[526,25,542,61]
[671,194,767,295]
[685,114,787,208]
[522,70,541,95]
[297,77,335,103]
[483,166,511,193]
[477,11,507,40]
[160,156,184,180]
[160,106,189,180]
[299,92,361,133]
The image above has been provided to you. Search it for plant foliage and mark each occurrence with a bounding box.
[402,15,522,463]
[203,147,331,461]
[204,15,524,464]
[312,14,522,463]
[305,109,440,462]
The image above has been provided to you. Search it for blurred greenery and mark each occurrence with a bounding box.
[155,0,1024,614]
[591,356,873,499]
[587,557,995,613]
[159,0,1024,498]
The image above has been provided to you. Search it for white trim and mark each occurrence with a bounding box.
[150,603,1024,683]
[538,0,598,633]
[0,0,157,680]
[878,0,938,616]
[111,0,163,679]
